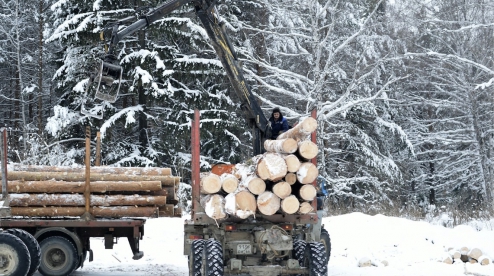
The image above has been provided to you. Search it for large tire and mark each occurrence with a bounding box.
[5,229,41,276]
[204,239,223,276]
[303,242,328,276]
[38,236,78,276]
[189,239,205,276]
[320,228,331,263]
[0,232,31,276]
[292,239,306,266]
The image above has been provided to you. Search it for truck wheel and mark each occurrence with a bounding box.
[38,236,78,276]
[292,239,306,266]
[189,239,205,276]
[320,229,331,263]
[4,229,41,276]
[204,239,223,276]
[303,242,328,276]
[0,232,31,276]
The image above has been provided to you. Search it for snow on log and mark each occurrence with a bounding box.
[256,153,288,182]
[5,180,163,193]
[11,206,159,218]
[442,255,453,264]
[280,195,299,214]
[272,182,292,199]
[264,138,298,154]
[242,176,266,195]
[299,184,317,201]
[257,191,281,216]
[276,117,317,141]
[296,162,319,184]
[478,255,491,265]
[284,173,297,185]
[467,248,482,260]
[200,194,227,220]
[297,140,318,160]
[220,174,239,194]
[200,173,222,194]
[283,154,301,173]
[3,172,178,186]
[448,250,461,260]
[234,191,257,219]
[298,202,314,214]
[9,194,167,207]
[11,164,172,176]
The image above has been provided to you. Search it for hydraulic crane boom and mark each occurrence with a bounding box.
[91,0,270,154]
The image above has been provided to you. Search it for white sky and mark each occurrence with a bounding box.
[62,213,494,276]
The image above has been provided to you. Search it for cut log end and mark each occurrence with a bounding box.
[272,182,292,199]
[281,195,299,214]
[200,173,222,194]
[257,191,280,216]
[299,184,317,201]
[296,162,319,184]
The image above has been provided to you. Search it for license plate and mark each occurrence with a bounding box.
[237,244,252,254]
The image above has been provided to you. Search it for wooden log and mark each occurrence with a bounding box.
[158,204,177,217]
[284,154,301,173]
[284,173,297,185]
[257,191,280,216]
[256,153,287,182]
[272,182,291,199]
[297,140,318,160]
[220,174,238,194]
[11,164,172,176]
[280,195,299,214]
[234,191,256,219]
[11,206,159,218]
[299,184,317,201]
[298,201,314,214]
[200,173,222,194]
[296,162,319,184]
[9,194,167,207]
[5,180,163,193]
[200,194,227,220]
[467,248,482,260]
[276,117,317,141]
[478,255,491,266]
[263,138,298,154]
[4,172,178,186]
[242,176,266,195]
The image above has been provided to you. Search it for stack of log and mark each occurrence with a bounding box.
[442,246,491,265]
[200,117,319,220]
[0,165,180,218]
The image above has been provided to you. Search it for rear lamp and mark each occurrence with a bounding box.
[189,235,203,240]
[225,225,237,231]
[280,224,293,231]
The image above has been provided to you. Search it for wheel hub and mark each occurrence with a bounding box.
[0,246,18,273]
[47,248,66,267]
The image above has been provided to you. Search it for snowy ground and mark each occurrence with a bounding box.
[39,213,494,276]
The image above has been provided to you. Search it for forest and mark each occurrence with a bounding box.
[0,0,493,221]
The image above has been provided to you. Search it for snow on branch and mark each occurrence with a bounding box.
[100,105,144,139]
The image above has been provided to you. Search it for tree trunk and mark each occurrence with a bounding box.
[200,173,222,194]
[272,181,291,199]
[9,194,167,207]
[280,195,299,214]
[297,140,318,160]
[264,138,298,154]
[256,153,287,182]
[277,117,317,141]
[220,173,238,194]
[296,162,319,184]
[37,0,44,135]
[257,191,280,216]
[283,154,301,173]
[4,180,163,193]
[200,194,227,220]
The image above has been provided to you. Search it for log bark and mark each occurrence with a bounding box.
[257,191,280,216]
[234,191,256,219]
[200,194,227,220]
[11,165,172,176]
[297,140,318,160]
[276,117,317,141]
[283,154,301,173]
[200,173,222,194]
[11,206,159,218]
[264,138,298,154]
[5,180,163,193]
[280,195,299,214]
[299,184,317,201]
[284,173,297,185]
[272,182,291,199]
[242,176,266,195]
[158,204,177,217]
[4,172,178,186]
[9,194,167,207]
[256,153,287,182]
[220,174,238,194]
[296,162,319,184]
[298,202,314,214]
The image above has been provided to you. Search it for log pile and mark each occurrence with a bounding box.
[200,117,319,220]
[1,165,180,218]
[442,247,491,266]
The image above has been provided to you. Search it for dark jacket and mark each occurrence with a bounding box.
[269,108,289,139]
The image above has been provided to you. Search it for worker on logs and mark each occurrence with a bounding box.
[269,107,289,139]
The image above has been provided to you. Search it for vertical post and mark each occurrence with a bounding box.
[191,110,201,218]
[1,128,7,199]
[84,126,91,214]
[310,109,318,219]
[95,132,101,166]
